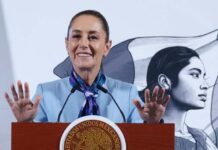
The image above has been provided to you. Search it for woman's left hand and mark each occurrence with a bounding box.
[133,86,170,123]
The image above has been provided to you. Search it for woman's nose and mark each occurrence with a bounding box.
[79,37,89,48]
[200,80,209,90]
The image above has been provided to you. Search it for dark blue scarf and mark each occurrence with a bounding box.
[69,67,106,117]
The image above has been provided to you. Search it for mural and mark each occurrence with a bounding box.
[141,46,216,149]
[104,30,218,150]
[53,29,218,149]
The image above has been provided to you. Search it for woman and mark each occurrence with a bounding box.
[4,10,169,123]
[143,46,217,149]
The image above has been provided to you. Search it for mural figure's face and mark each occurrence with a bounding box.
[171,56,208,109]
[65,15,111,72]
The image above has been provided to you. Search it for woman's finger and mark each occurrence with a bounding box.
[11,84,18,101]
[24,82,30,99]
[5,92,14,107]
[157,88,164,104]
[132,99,143,112]
[17,80,24,99]
[144,89,151,103]
[33,96,41,110]
[163,95,171,106]
[160,88,166,100]
[152,86,159,101]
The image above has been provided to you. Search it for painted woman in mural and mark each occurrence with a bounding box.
[142,46,217,149]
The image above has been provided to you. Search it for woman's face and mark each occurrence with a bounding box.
[171,56,208,109]
[65,15,111,72]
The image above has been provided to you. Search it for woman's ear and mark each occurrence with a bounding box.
[103,40,112,57]
[65,37,70,55]
[158,74,171,90]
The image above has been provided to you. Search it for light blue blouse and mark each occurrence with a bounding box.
[33,76,143,123]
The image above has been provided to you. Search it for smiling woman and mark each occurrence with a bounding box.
[65,13,111,85]
[141,46,217,150]
[4,10,170,125]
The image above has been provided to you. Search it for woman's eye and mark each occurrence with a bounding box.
[72,35,81,39]
[190,73,199,78]
[89,36,98,40]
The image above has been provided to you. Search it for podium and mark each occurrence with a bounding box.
[12,123,174,150]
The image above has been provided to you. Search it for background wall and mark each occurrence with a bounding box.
[1,0,218,149]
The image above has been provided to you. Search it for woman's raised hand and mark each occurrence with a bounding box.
[4,80,41,122]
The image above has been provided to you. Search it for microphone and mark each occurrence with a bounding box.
[96,84,126,123]
[57,84,79,122]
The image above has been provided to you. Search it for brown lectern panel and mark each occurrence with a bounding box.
[12,123,174,150]
[119,124,174,149]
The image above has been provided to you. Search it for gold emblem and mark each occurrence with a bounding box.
[64,120,121,150]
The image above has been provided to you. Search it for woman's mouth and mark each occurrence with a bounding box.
[198,94,207,102]
[76,52,92,57]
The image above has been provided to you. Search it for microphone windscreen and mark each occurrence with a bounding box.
[71,84,79,93]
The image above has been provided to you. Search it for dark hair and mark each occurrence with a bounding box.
[66,10,110,42]
[146,46,199,90]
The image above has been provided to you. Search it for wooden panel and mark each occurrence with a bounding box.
[12,123,174,150]
[118,124,174,150]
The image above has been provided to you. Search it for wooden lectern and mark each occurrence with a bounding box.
[12,123,174,150]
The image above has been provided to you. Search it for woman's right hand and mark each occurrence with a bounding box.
[4,80,41,122]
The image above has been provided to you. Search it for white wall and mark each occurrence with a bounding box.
[0,1,15,149]
[1,0,218,149]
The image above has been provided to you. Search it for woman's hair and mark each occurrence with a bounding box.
[146,46,199,91]
[66,10,110,42]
